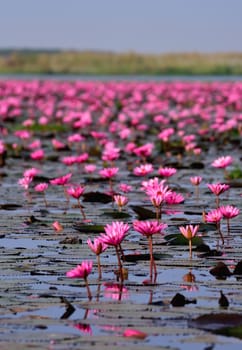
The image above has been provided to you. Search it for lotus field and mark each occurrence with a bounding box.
[0,79,242,349]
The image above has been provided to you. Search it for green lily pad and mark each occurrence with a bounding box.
[216,325,242,339]
[83,191,113,203]
[124,252,172,262]
[189,313,242,339]
[101,210,131,219]
[72,223,105,233]
[164,233,204,246]
[131,205,156,219]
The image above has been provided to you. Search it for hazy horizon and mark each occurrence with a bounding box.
[0,0,242,54]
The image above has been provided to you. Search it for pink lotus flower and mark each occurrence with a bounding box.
[205,208,224,244]
[207,183,230,196]
[66,260,93,279]
[211,155,233,169]
[52,221,63,232]
[100,221,130,281]
[50,173,72,186]
[84,164,97,174]
[119,183,132,193]
[133,163,153,176]
[68,133,84,143]
[28,139,41,149]
[133,220,167,237]
[87,237,108,278]
[66,185,86,219]
[190,176,202,186]
[165,191,184,204]
[102,141,120,162]
[34,182,48,206]
[114,194,129,211]
[158,167,177,178]
[30,149,45,161]
[66,260,93,299]
[66,185,85,199]
[87,237,108,255]
[18,176,33,190]
[99,167,119,179]
[205,208,223,223]
[52,138,66,150]
[220,205,240,219]
[220,205,240,234]
[207,183,230,207]
[34,183,48,192]
[142,177,171,220]
[100,221,130,247]
[133,143,154,159]
[23,167,40,178]
[179,224,199,259]
[179,224,199,240]
[133,220,167,281]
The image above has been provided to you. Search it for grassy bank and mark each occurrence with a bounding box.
[0,50,242,75]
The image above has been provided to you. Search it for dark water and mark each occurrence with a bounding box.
[1,73,242,82]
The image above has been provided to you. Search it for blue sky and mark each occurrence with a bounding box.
[0,0,242,53]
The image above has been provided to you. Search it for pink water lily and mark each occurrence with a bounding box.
[66,260,93,300]
[158,167,177,178]
[100,221,130,281]
[179,224,199,259]
[220,205,240,234]
[190,176,202,200]
[207,183,230,207]
[87,237,107,278]
[114,194,129,212]
[34,182,48,206]
[205,208,224,244]
[211,155,233,169]
[133,220,167,281]
[133,163,153,176]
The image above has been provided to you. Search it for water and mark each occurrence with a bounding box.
[1,73,242,82]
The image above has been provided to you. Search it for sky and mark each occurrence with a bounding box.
[0,0,242,53]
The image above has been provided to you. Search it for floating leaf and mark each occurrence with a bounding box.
[209,262,232,279]
[101,210,131,219]
[59,237,82,244]
[131,205,156,219]
[82,191,112,203]
[216,325,242,339]
[233,260,242,275]
[164,233,204,246]
[124,252,171,262]
[72,223,104,233]
[189,313,242,331]
[0,203,22,210]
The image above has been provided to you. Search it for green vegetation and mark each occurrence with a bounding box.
[227,167,242,180]
[0,50,242,75]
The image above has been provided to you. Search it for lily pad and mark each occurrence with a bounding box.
[124,252,172,262]
[164,233,204,246]
[82,191,113,203]
[131,205,156,219]
[189,313,242,332]
[72,223,105,233]
[101,210,131,219]
[0,203,22,210]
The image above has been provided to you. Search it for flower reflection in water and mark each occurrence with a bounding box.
[103,282,129,301]
[73,322,92,335]
[180,270,198,292]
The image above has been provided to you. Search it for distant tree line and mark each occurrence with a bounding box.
[0,49,242,75]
